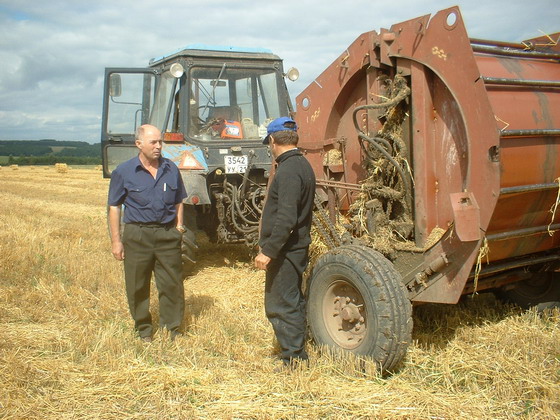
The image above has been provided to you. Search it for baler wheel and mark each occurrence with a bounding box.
[496,272,560,309]
[307,245,412,373]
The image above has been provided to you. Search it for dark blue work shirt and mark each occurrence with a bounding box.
[108,156,187,224]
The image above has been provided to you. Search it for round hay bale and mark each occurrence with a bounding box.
[55,163,68,173]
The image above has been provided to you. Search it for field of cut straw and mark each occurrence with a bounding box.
[1,166,559,419]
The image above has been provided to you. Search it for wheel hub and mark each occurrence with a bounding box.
[323,283,366,349]
[340,302,361,323]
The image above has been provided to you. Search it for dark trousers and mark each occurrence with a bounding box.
[265,248,309,363]
[122,223,184,338]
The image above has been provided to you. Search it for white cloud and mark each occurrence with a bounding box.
[0,0,558,142]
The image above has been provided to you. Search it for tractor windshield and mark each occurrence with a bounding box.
[187,64,284,141]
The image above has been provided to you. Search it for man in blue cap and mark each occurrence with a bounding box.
[255,116,316,368]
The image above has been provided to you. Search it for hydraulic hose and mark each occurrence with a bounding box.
[351,76,412,209]
[358,133,411,200]
[251,187,264,215]
[223,182,259,235]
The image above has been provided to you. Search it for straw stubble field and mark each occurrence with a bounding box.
[0,166,559,419]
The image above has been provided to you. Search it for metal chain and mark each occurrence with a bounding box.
[312,195,343,249]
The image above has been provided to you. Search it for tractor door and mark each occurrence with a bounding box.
[100,68,157,177]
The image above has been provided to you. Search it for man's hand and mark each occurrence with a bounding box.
[112,240,125,261]
[254,252,271,270]
[108,205,124,260]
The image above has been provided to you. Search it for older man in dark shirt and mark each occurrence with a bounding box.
[108,124,187,342]
[255,117,316,367]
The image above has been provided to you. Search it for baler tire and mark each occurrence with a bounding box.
[307,245,412,374]
[496,272,560,309]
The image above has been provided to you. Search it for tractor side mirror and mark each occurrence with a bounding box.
[109,73,122,97]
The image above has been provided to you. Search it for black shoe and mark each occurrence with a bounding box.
[170,331,183,342]
[274,357,309,372]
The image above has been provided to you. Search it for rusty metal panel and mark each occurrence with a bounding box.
[378,7,502,303]
[408,62,437,246]
[450,192,481,242]
[473,35,560,263]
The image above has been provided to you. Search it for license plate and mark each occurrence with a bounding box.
[224,155,248,174]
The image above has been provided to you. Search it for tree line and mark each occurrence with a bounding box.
[0,140,101,165]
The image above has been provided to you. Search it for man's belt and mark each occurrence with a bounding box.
[128,221,175,228]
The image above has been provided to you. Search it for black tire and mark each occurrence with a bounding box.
[496,272,560,309]
[197,206,218,243]
[307,245,412,373]
[181,205,198,275]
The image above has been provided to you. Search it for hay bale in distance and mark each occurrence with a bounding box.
[55,163,68,173]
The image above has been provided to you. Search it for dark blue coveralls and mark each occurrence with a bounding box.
[259,148,316,363]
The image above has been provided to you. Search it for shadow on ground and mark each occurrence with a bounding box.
[411,292,523,348]
[182,233,255,278]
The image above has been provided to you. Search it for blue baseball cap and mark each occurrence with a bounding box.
[262,117,298,144]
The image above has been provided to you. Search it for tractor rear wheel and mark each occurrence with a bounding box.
[181,205,198,276]
[307,245,412,373]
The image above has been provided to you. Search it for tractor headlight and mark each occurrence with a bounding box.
[170,63,184,78]
[285,67,299,82]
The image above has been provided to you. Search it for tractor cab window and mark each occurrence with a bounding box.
[150,71,178,132]
[105,70,181,137]
[188,65,284,141]
[106,72,156,136]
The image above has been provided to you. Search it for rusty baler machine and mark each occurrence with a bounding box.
[297,6,560,372]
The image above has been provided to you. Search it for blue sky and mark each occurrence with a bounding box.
[0,0,558,143]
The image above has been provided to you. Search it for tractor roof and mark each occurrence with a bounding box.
[149,44,281,65]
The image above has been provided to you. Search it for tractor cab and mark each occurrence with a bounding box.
[100,45,296,177]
